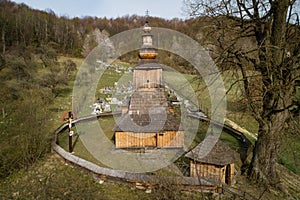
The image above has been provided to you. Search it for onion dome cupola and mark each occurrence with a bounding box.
[139,18,158,60]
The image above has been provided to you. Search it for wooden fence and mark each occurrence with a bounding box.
[51,112,254,197]
[51,112,220,192]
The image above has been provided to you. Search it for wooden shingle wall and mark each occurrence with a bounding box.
[190,161,235,185]
[157,131,184,148]
[115,131,184,148]
[133,68,163,89]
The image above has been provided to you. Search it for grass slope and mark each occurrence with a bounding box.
[1,57,300,199]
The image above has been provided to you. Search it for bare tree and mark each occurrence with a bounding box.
[184,0,300,188]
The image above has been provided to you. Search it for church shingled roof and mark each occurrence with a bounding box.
[113,112,183,133]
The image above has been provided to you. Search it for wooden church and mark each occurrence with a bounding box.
[113,20,184,149]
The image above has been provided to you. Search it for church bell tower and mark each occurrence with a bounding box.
[133,16,162,90]
[138,19,158,60]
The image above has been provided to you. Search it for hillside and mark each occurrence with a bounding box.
[1,152,299,199]
[0,0,300,199]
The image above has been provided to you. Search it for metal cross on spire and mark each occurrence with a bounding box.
[146,9,150,17]
[145,9,150,23]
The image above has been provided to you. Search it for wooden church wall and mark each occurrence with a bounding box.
[115,132,157,148]
[133,69,162,89]
[115,131,184,148]
[157,131,184,148]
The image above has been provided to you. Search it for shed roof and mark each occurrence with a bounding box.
[185,139,239,166]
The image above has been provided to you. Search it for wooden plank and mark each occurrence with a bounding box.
[115,132,120,148]
[116,132,159,148]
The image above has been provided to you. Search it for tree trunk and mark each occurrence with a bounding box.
[248,0,291,187]
[249,112,288,186]
[249,73,292,187]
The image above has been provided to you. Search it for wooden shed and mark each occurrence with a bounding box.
[185,140,239,186]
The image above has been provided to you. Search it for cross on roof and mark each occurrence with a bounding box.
[145,10,150,17]
[145,10,150,23]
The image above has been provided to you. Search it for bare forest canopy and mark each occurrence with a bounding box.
[1,0,300,60]
[0,0,190,55]
[0,0,258,71]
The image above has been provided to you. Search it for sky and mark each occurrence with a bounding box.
[10,0,187,20]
